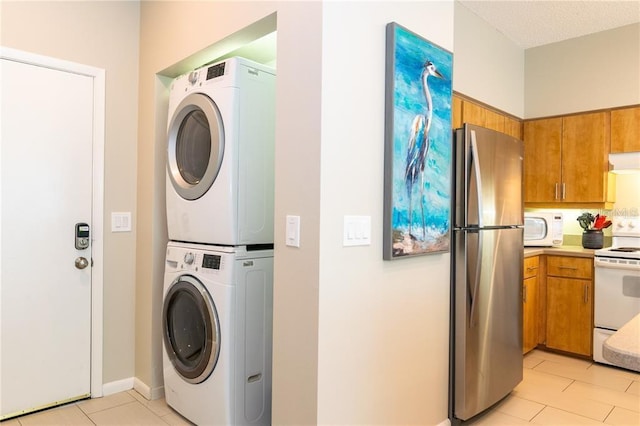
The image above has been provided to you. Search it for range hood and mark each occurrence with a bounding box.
[609,152,640,173]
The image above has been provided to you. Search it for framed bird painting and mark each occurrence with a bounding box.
[383,22,453,260]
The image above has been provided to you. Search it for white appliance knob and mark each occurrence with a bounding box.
[617,220,626,228]
[188,71,198,85]
[184,252,195,265]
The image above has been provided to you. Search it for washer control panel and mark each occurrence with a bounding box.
[202,254,221,270]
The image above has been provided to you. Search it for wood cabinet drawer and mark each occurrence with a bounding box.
[547,256,592,279]
[523,256,540,279]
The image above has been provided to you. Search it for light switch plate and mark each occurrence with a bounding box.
[286,215,300,247]
[343,215,371,246]
[112,212,132,232]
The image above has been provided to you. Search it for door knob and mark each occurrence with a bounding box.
[75,257,89,269]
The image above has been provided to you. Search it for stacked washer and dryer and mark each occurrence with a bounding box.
[162,57,276,426]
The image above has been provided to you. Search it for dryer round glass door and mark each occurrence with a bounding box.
[167,93,224,200]
[162,275,221,383]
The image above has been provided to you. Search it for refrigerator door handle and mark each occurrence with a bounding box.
[468,229,482,327]
[469,130,483,228]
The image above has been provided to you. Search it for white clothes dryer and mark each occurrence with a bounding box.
[166,57,275,245]
[162,241,273,426]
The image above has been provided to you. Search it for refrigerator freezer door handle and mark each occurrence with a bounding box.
[468,229,482,327]
[470,130,483,228]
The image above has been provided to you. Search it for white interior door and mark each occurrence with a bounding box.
[0,55,96,419]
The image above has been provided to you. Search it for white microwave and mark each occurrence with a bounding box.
[524,212,564,247]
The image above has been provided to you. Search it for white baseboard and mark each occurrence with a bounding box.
[101,377,134,396]
[436,418,451,426]
[133,377,165,401]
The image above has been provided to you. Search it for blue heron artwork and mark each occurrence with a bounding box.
[383,22,453,260]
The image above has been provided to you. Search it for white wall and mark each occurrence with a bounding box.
[1,1,537,423]
[0,0,139,386]
[137,1,454,424]
[135,0,290,403]
[318,2,453,424]
[137,1,325,421]
[453,1,525,117]
[614,174,640,213]
[524,23,640,224]
[525,23,640,118]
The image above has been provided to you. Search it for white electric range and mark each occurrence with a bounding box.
[593,216,640,365]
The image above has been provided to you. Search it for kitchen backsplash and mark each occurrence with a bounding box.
[526,173,640,247]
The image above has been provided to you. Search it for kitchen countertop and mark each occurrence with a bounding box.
[603,313,640,373]
[524,245,596,258]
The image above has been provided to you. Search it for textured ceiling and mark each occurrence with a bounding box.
[459,0,640,49]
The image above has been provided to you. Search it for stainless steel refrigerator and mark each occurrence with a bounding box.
[450,124,524,423]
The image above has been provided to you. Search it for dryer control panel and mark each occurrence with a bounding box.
[206,63,226,80]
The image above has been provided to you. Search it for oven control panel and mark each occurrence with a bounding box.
[612,216,640,237]
[595,256,640,269]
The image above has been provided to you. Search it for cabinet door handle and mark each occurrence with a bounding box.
[559,266,578,270]
[526,266,538,272]
[583,284,589,304]
[554,183,559,200]
[562,183,566,200]
[523,284,527,303]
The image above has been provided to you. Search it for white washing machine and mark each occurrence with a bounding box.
[166,57,276,245]
[162,241,273,426]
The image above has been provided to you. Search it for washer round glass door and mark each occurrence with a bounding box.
[162,275,221,384]
[167,93,224,200]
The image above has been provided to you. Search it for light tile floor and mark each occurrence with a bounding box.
[1,389,193,426]
[468,349,640,425]
[3,349,639,425]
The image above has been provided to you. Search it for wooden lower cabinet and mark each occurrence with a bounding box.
[545,256,593,357]
[523,256,539,354]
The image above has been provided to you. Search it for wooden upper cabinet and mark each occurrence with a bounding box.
[504,116,523,140]
[453,95,521,137]
[562,112,611,203]
[461,99,506,133]
[484,109,505,133]
[523,118,563,203]
[452,96,463,129]
[524,112,614,207]
[461,100,486,128]
[611,106,640,153]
